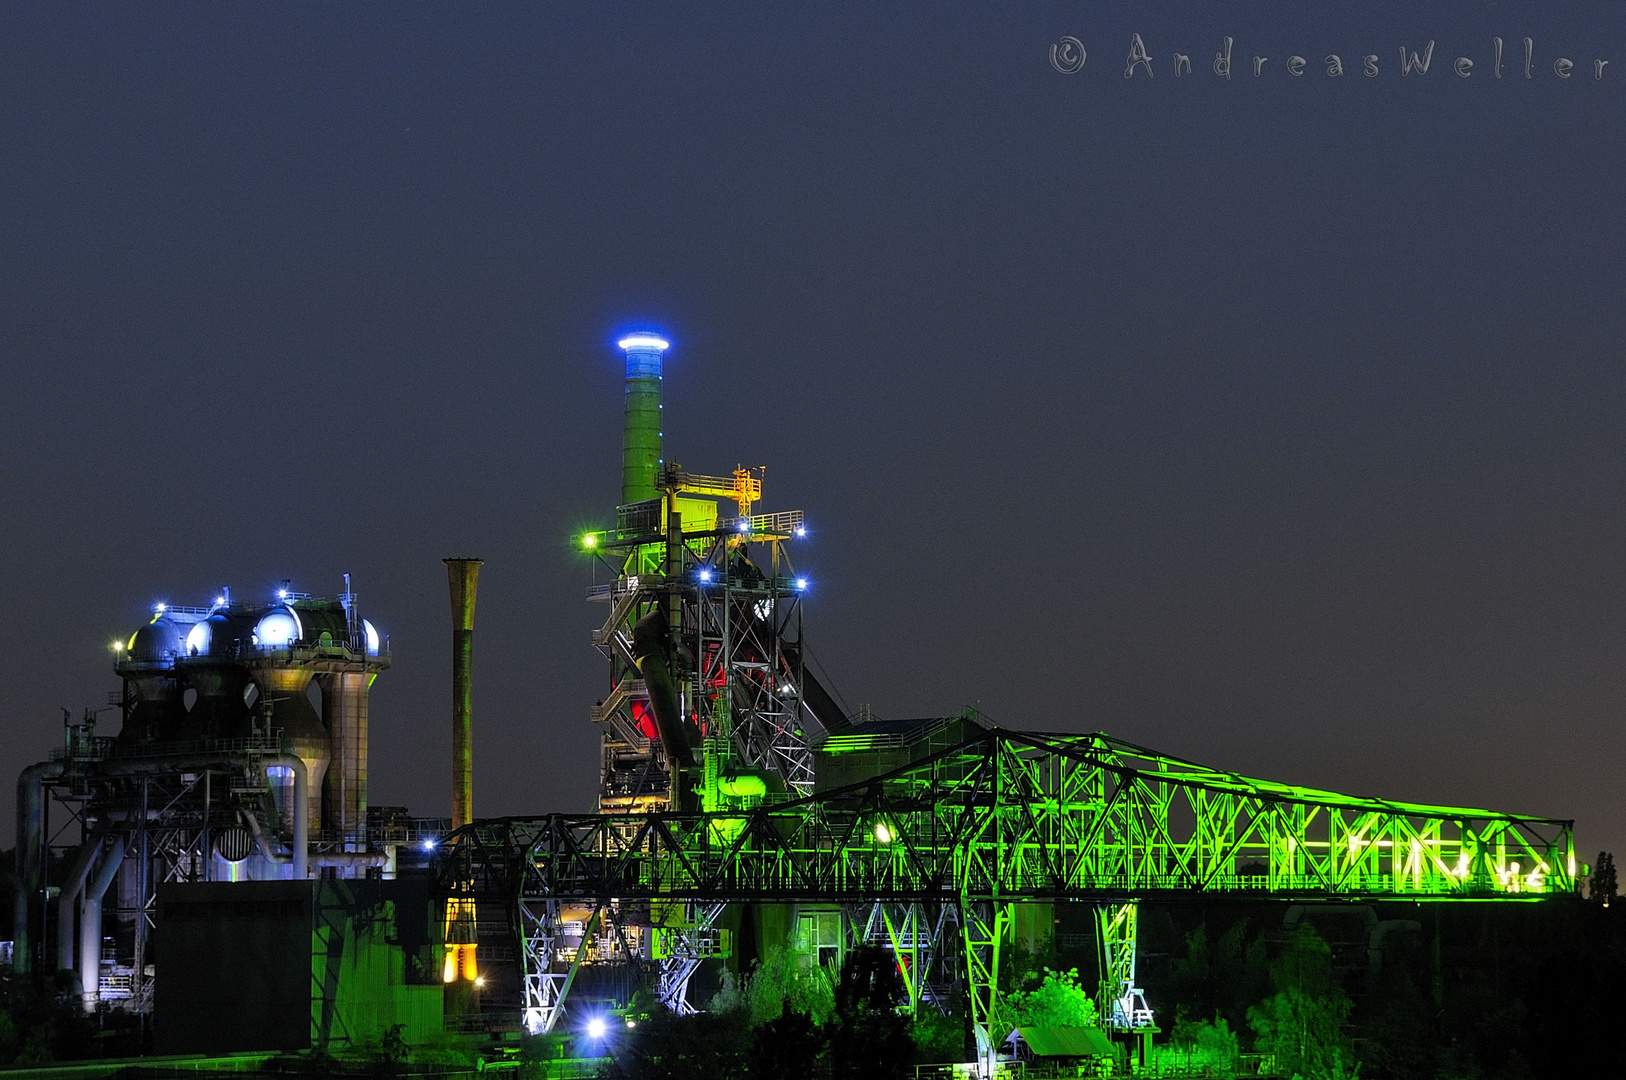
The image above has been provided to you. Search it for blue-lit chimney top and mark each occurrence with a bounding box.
[619,333,669,379]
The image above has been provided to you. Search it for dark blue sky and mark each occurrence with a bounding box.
[2,2,1623,864]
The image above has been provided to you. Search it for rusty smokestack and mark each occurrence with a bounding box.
[444,558,483,829]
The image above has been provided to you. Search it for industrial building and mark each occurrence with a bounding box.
[9,329,1582,1076]
[435,330,1580,1075]
[11,582,447,1052]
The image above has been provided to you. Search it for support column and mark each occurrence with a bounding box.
[80,837,126,1011]
[960,899,1013,1078]
[854,901,944,1016]
[656,901,727,1015]
[518,897,609,1035]
[1097,901,1155,1047]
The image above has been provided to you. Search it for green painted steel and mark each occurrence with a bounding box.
[441,723,1574,904]
[620,342,665,505]
[438,720,1572,1063]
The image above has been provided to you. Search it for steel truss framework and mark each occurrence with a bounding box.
[39,723,295,1012]
[438,723,1574,1063]
[587,470,813,814]
[846,901,957,1013]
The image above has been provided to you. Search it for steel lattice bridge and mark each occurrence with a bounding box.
[437,720,1574,1067]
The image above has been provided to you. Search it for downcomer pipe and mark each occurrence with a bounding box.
[15,760,64,979]
[79,836,125,1011]
[243,810,384,871]
[57,833,106,975]
[445,558,483,830]
[630,610,693,776]
[619,333,669,505]
[96,754,309,879]
[16,753,310,978]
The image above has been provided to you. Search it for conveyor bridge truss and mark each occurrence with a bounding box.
[437,723,1574,1064]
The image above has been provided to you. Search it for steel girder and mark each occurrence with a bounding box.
[1097,903,1152,1030]
[654,901,728,1015]
[437,725,1573,1048]
[441,726,1574,907]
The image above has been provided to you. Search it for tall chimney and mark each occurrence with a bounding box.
[618,333,669,505]
[444,558,483,830]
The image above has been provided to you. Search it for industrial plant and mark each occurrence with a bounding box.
[8,331,1584,1075]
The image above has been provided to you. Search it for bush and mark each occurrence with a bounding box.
[909,1007,965,1063]
[746,1009,823,1080]
[598,1011,748,1080]
[829,945,913,1080]
[1003,968,1099,1030]
[1162,1013,1241,1077]
[711,945,836,1026]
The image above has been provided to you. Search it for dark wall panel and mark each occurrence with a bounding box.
[154,880,314,1055]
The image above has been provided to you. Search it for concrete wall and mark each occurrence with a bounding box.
[154,881,315,1054]
[154,878,443,1056]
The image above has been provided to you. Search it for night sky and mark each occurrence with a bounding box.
[3,2,1623,866]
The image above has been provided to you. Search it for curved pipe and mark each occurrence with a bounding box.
[15,760,64,979]
[310,853,390,869]
[265,755,309,879]
[57,832,107,975]
[97,754,308,879]
[79,836,125,1011]
[245,807,384,873]
[242,807,289,866]
[631,611,693,770]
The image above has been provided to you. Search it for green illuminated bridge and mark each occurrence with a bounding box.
[438,720,1574,1064]
[446,725,1573,901]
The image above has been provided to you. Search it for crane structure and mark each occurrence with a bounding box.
[439,720,1574,1064]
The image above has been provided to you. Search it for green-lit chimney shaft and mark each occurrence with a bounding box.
[445,557,482,830]
[619,334,669,505]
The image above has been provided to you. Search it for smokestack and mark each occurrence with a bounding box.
[444,558,483,830]
[618,333,669,505]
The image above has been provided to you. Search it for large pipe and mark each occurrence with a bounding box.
[98,754,308,879]
[241,811,384,871]
[322,671,370,840]
[619,333,669,505]
[781,642,851,737]
[79,836,125,1012]
[14,760,64,979]
[631,610,693,775]
[57,834,106,975]
[445,558,483,830]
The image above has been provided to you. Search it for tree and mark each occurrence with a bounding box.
[747,946,837,1025]
[599,1012,748,1080]
[1167,1014,1241,1075]
[1002,968,1098,1029]
[829,945,913,1080]
[1247,923,1355,1080]
[1590,851,1617,906]
[1164,918,1269,1038]
[747,1009,824,1080]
